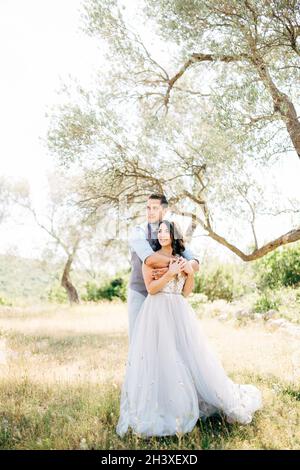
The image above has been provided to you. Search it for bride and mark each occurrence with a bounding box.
[116,219,262,438]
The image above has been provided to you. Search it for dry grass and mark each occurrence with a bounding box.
[0,302,299,449]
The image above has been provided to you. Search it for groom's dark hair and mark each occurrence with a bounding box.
[148,194,168,208]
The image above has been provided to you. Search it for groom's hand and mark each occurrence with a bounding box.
[151,267,169,280]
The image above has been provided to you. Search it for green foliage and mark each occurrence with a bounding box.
[0,253,96,303]
[47,285,68,304]
[83,277,127,302]
[0,295,12,306]
[0,254,62,302]
[194,267,234,302]
[47,104,100,167]
[253,290,280,313]
[254,244,300,290]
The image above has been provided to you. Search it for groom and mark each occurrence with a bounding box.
[127,193,199,341]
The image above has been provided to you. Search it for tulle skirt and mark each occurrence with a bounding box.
[116,291,262,437]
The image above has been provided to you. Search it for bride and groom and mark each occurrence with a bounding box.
[116,194,262,438]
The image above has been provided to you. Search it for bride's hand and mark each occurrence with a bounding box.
[179,258,194,275]
[168,258,183,276]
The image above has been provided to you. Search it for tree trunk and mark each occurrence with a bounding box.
[254,59,300,159]
[61,254,80,305]
[167,53,300,159]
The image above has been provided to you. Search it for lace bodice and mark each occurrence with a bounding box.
[160,256,187,294]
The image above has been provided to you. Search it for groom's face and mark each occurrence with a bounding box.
[146,198,167,224]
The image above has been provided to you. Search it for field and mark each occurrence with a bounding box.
[0,302,299,450]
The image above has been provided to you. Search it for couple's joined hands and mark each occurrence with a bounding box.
[151,256,193,280]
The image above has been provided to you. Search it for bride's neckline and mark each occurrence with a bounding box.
[156,249,180,257]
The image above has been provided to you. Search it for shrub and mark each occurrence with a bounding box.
[254,244,300,290]
[47,285,68,303]
[253,291,280,313]
[194,267,234,302]
[83,277,127,302]
[188,293,208,314]
[0,295,12,306]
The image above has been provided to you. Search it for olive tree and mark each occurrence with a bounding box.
[46,0,300,262]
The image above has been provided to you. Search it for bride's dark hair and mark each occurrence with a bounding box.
[153,220,186,256]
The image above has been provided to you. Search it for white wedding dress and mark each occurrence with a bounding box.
[116,258,262,437]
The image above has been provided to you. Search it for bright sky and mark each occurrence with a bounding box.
[0,0,299,263]
[0,0,99,184]
[0,0,101,257]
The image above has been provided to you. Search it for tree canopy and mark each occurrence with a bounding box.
[46,0,300,261]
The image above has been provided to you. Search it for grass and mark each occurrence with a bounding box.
[0,302,299,449]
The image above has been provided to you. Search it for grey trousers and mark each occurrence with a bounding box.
[127,287,147,342]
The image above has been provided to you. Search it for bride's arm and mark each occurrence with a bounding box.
[142,261,175,295]
[182,272,195,297]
